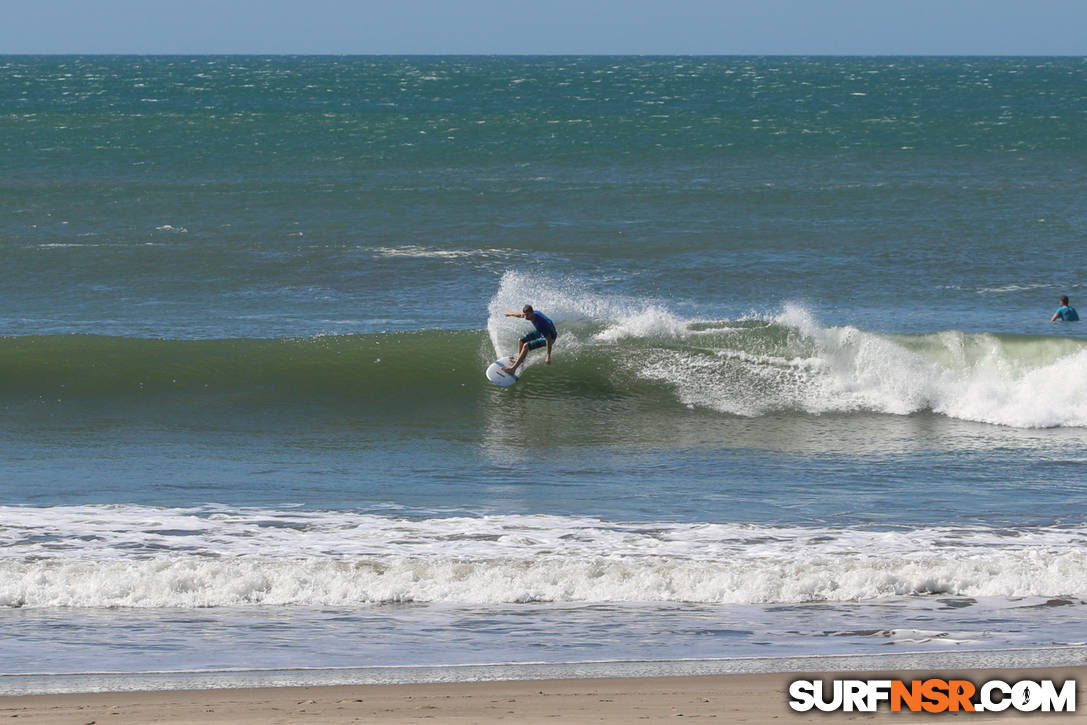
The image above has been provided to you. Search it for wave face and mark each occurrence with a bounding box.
[0,332,487,415]
[3,505,1087,609]
[4,274,1086,429]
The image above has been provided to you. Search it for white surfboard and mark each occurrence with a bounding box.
[485,356,519,386]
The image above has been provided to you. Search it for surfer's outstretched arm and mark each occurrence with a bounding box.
[545,337,553,364]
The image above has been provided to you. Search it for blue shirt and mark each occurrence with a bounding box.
[1055,305,1080,321]
[530,311,557,340]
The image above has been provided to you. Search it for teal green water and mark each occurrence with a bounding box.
[2,57,1087,685]
[2,57,1086,337]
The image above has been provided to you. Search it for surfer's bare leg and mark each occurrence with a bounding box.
[504,342,529,373]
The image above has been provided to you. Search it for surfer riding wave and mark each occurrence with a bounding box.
[502,305,556,374]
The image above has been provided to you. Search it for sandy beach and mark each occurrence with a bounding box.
[3,667,1085,724]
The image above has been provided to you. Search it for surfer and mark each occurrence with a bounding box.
[503,305,557,374]
[1051,296,1080,322]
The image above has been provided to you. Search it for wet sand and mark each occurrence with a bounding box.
[3,666,1085,724]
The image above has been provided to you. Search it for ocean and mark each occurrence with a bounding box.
[2,55,1087,693]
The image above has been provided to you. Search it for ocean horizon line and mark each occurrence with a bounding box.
[3,52,1085,59]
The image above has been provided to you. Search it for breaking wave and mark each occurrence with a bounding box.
[2,272,1085,428]
[3,505,1086,608]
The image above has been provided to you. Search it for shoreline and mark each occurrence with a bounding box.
[5,645,1087,697]
[3,665,1086,724]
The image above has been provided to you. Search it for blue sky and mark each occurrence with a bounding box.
[5,0,1086,55]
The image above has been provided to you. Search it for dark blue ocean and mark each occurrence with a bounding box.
[2,56,1087,691]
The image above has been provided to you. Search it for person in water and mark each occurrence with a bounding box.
[503,305,557,374]
[1051,295,1080,322]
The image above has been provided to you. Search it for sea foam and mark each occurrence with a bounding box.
[3,505,1086,609]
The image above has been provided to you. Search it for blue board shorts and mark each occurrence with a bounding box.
[520,330,551,350]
